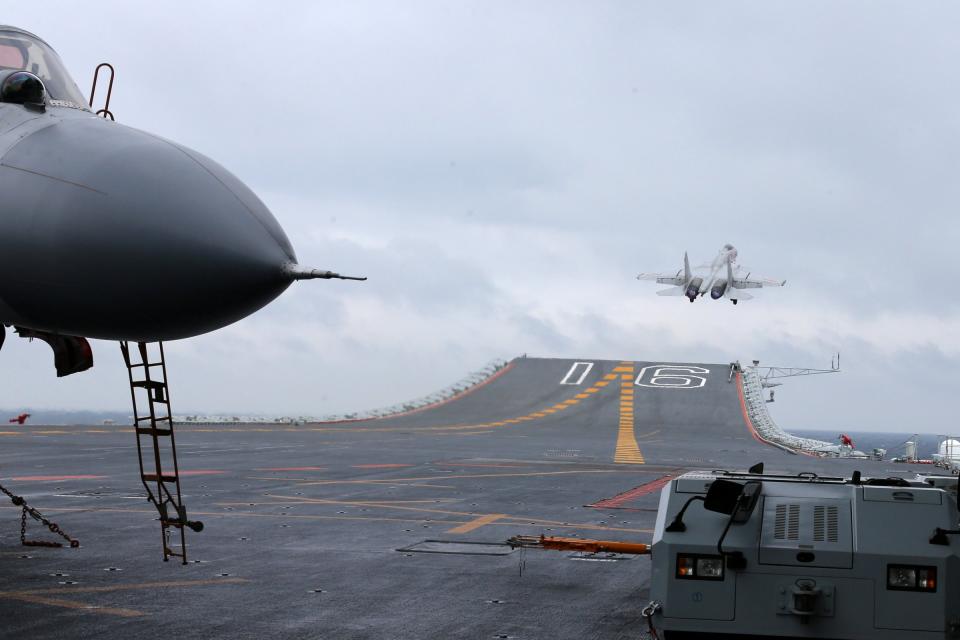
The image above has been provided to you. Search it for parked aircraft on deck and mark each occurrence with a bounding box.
[636,244,785,304]
[0,25,364,560]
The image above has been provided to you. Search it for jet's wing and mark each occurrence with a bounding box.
[731,272,786,289]
[636,271,685,286]
[656,286,686,296]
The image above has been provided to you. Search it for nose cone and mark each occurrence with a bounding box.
[0,115,297,340]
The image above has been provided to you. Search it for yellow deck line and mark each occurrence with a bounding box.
[614,367,644,465]
[446,513,506,534]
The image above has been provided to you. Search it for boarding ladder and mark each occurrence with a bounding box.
[120,341,202,563]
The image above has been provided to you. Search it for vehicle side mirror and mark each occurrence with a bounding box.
[704,479,744,515]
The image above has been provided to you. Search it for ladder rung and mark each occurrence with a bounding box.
[143,474,178,484]
[136,415,171,422]
[132,380,167,390]
[136,427,172,436]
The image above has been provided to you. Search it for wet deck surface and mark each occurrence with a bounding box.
[0,358,932,639]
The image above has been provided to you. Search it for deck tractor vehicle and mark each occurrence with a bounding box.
[646,468,960,639]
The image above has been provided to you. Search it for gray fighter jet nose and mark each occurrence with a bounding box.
[0,115,299,340]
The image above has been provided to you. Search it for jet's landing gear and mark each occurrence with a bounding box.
[120,341,202,564]
[732,299,738,305]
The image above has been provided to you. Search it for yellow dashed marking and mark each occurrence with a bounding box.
[614,365,644,465]
[612,366,633,373]
[595,380,610,387]
[603,374,619,381]
[446,513,506,534]
[575,393,589,399]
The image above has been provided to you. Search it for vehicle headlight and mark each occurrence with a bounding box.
[887,565,936,592]
[676,553,725,580]
[696,557,724,578]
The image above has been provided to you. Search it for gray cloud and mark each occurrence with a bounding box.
[2,2,959,431]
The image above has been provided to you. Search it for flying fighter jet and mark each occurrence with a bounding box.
[636,244,785,304]
[0,26,364,557]
[8,413,29,425]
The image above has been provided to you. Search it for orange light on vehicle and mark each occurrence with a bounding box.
[677,556,695,577]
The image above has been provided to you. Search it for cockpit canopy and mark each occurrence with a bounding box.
[0,26,88,109]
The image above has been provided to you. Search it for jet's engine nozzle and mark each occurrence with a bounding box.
[685,277,703,302]
[710,279,728,300]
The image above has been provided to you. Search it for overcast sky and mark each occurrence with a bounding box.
[3,2,959,433]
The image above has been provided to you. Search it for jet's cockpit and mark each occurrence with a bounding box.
[0,26,89,109]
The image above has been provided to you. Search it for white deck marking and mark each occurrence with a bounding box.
[560,361,594,385]
[635,365,710,389]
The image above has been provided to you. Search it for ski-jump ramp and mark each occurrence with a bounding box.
[351,356,792,470]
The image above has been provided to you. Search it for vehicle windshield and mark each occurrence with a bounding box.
[0,27,89,108]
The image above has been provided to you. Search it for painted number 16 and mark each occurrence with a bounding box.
[635,365,710,389]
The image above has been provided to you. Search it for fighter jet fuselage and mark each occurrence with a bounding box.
[0,26,359,354]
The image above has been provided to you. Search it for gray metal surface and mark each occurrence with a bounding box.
[0,356,939,639]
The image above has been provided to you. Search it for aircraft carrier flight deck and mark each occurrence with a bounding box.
[0,357,940,639]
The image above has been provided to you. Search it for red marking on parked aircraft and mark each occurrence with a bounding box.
[11,475,106,481]
[588,475,675,509]
[8,413,30,425]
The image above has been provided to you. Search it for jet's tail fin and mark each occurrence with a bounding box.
[683,252,691,283]
[726,258,733,286]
